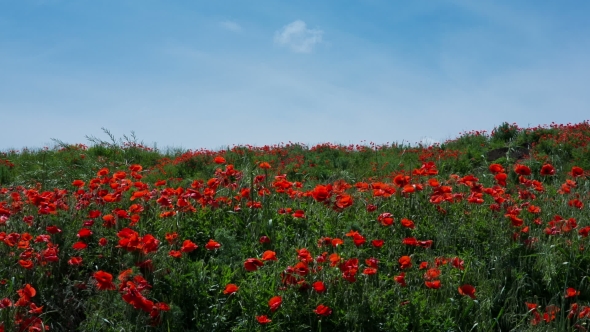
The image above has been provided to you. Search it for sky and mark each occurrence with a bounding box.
[1,0,589,152]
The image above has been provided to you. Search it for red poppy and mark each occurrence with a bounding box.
[46,225,62,234]
[18,260,34,269]
[292,210,306,219]
[313,281,326,293]
[256,315,271,324]
[565,287,580,298]
[223,284,239,295]
[94,271,116,291]
[423,268,441,281]
[489,164,505,174]
[377,212,394,226]
[181,239,198,253]
[214,156,226,164]
[495,173,507,186]
[72,241,88,250]
[168,250,182,258]
[311,184,332,202]
[259,235,271,244]
[403,237,418,246]
[314,304,332,317]
[98,237,108,246]
[570,166,584,177]
[394,273,407,287]
[268,296,282,312]
[205,239,221,250]
[540,164,555,176]
[371,239,384,248]
[363,268,377,275]
[399,256,412,269]
[458,284,476,299]
[400,218,415,229]
[514,164,531,176]
[262,250,277,261]
[244,258,264,271]
[68,256,83,266]
[72,179,85,187]
[425,280,441,289]
[259,162,271,169]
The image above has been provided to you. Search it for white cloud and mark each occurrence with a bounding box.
[220,20,242,32]
[274,20,323,53]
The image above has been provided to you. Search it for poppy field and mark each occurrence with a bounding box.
[1,121,590,331]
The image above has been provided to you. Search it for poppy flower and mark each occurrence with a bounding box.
[72,241,88,250]
[495,173,507,186]
[313,281,326,293]
[168,250,182,258]
[68,256,83,266]
[18,260,34,269]
[262,250,277,261]
[570,166,584,177]
[214,156,226,164]
[489,164,505,174]
[259,235,271,244]
[514,164,531,176]
[565,287,580,298]
[540,164,555,176]
[314,304,332,317]
[423,268,441,281]
[256,315,271,324]
[244,258,264,271]
[363,268,377,275]
[223,284,239,295]
[458,284,476,299]
[93,271,116,291]
[292,210,306,219]
[72,180,85,187]
[394,273,407,287]
[268,296,282,312]
[259,162,271,169]
[425,280,441,289]
[371,239,384,248]
[205,239,221,250]
[400,218,415,229]
[399,256,412,269]
[181,239,198,253]
[46,225,62,234]
[377,212,394,226]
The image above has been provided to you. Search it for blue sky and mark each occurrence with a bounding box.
[1,1,589,151]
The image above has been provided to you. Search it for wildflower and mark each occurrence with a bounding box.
[214,156,226,164]
[259,235,271,244]
[394,273,407,287]
[565,287,580,298]
[540,163,555,176]
[399,256,412,269]
[256,315,271,324]
[425,280,441,289]
[268,296,282,312]
[244,258,264,272]
[262,250,277,261]
[377,212,394,226]
[400,218,415,229]
[458,284,476,299]
[93,271,116,291]
[371,239,384,248]
[313,281,326,293]
[223,284,239,295]
[68,256,83,266]
[314,304,332,317]
[205,239,221,250]
[181,239,198,253]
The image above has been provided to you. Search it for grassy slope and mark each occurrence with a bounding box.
[0,121,589,331]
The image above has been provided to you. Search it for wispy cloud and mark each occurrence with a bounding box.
[220,20,242,32]
[274,20,323,53]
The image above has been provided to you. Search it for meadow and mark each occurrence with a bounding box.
[0,121,589,331]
